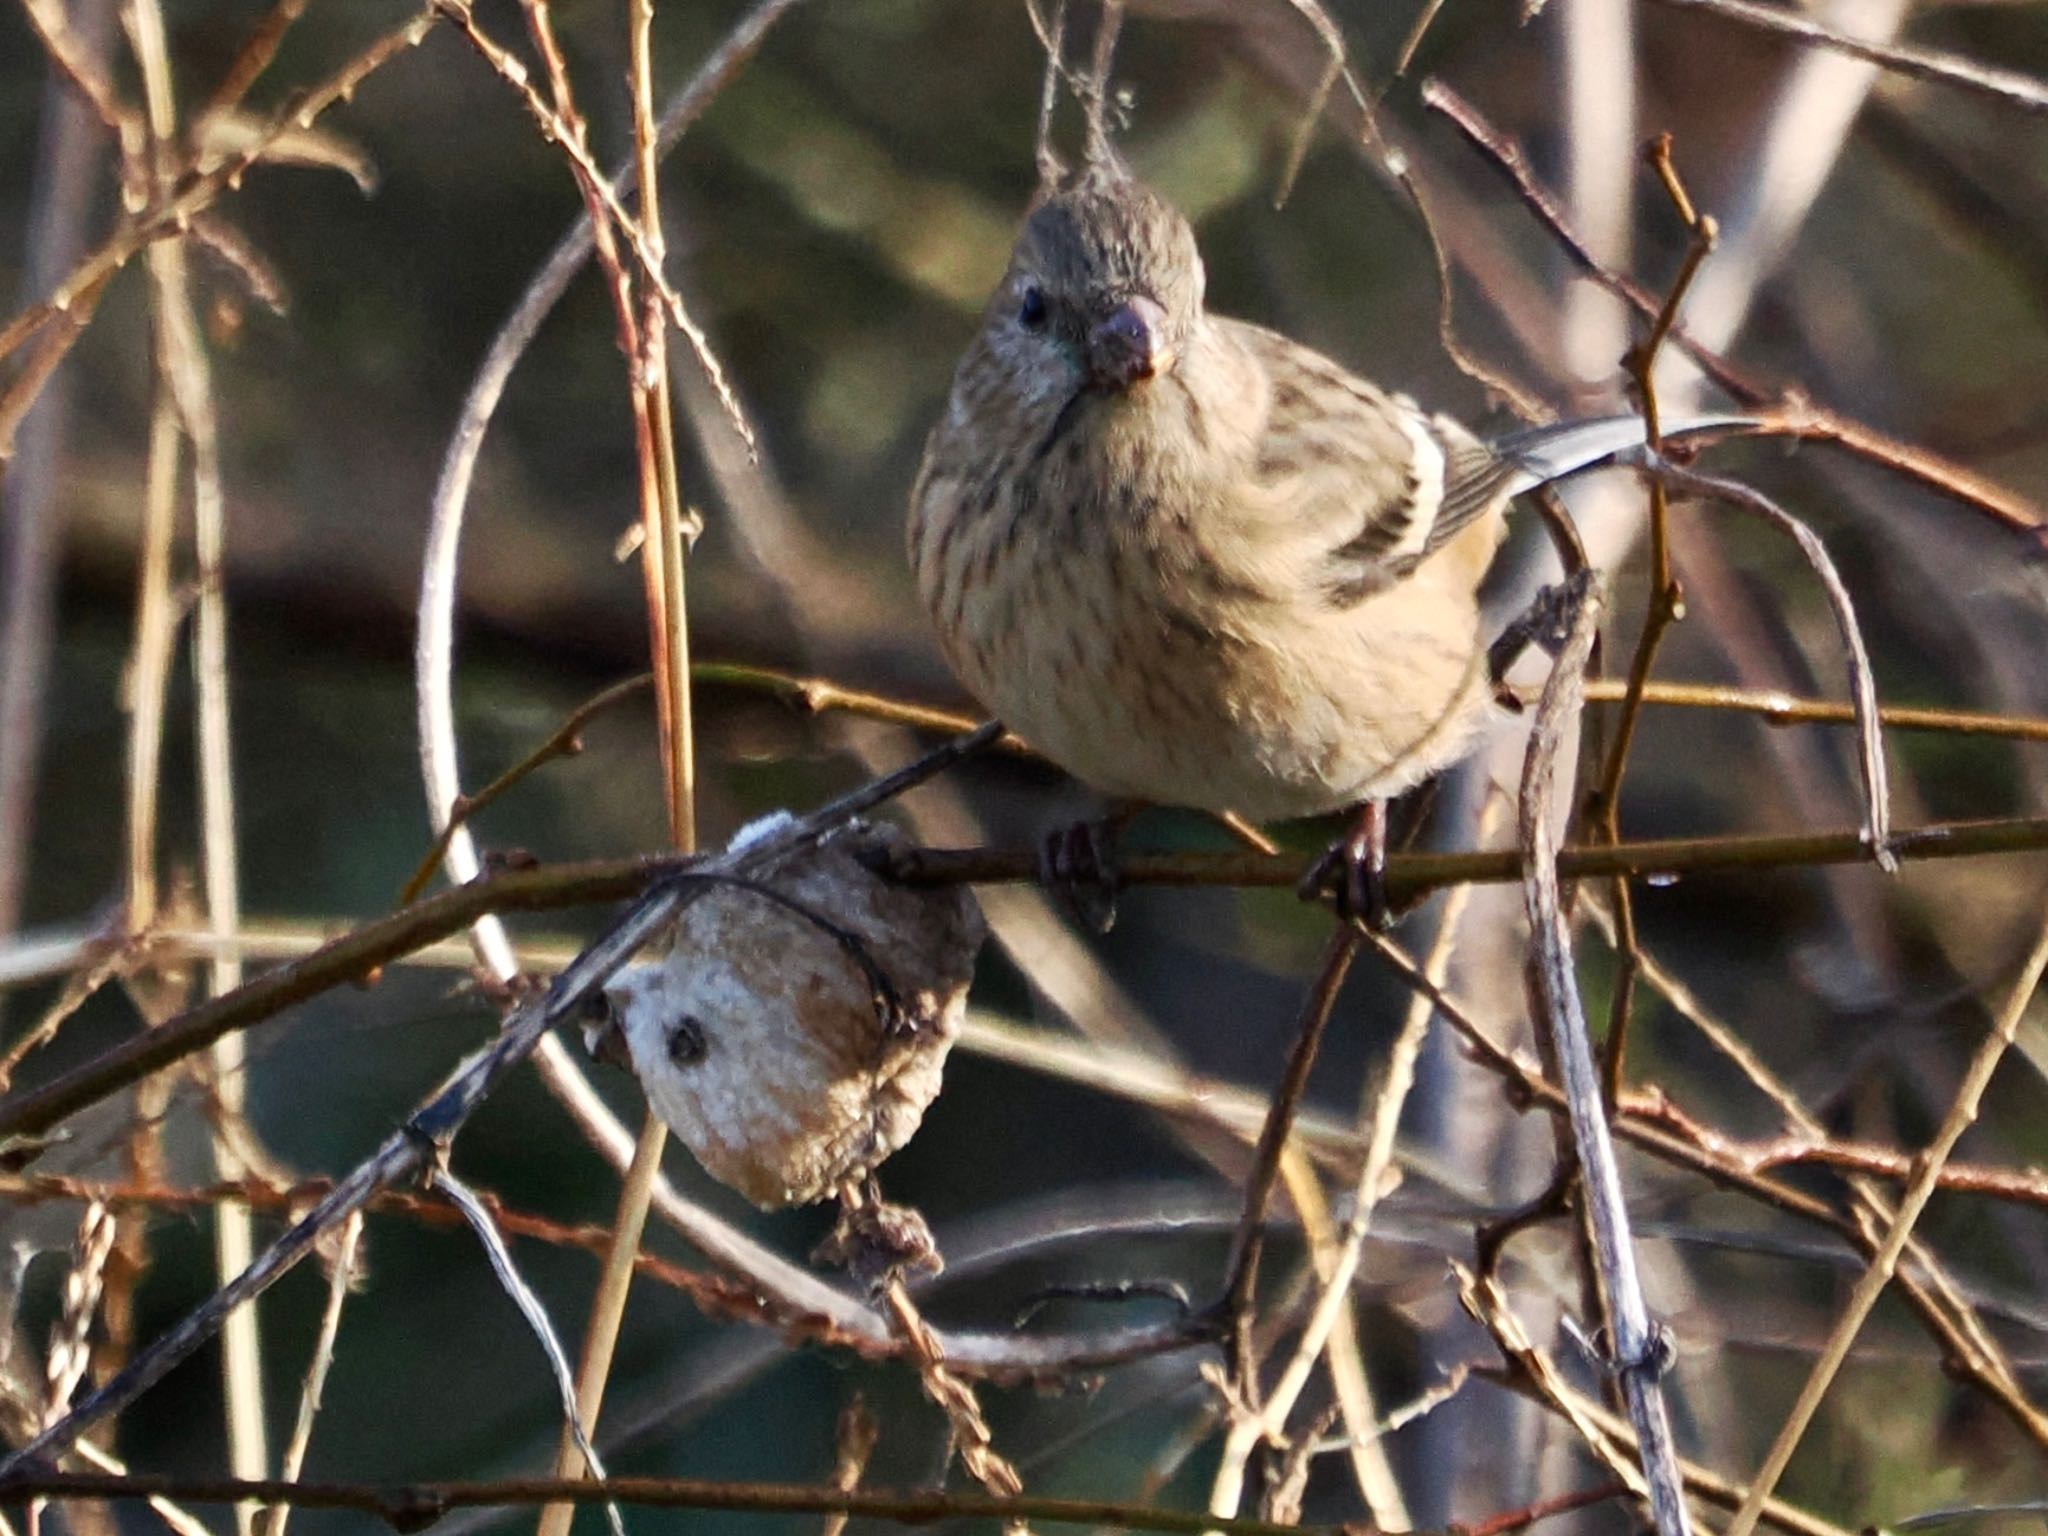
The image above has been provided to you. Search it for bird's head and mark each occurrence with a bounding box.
[987,170,1205,398]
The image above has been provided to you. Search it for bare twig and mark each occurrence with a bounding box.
[0,8,440,407]
[1720,917,2048,1536]
[0,1469,1360,1535]
[398,674,652,906]
[127,3,269,1510]
[433,1166,626,1536]
[885,813,2048,894]
[880,1282,1025,1511]
[258,1209,361,1536]
[428,0,754,457]
[1515,574,1690,1536]
[1030,0,1068,184]
[198,0,312,121]
[539,1110,666,1536]
[819,1394,878,1536]
[1210,876,1476,1524]
[418,0,808,993]
[1466,1299,1859,1536]
[1653,462,1892,866]
[1588,133,1720,1097]
[17,808,2048,1148]
[1421,77,2046,536]
[0,937,130,1088]
[1081,0,1126,168]
[42,1201,116,1425]
[0,0,117,942]
[16,0,139,150]
[0,723,999,1473]
[1211,928,1360,1437]
[1644,0,2048,116]
[1269,1,1352,207]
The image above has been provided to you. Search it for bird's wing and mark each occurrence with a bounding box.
[1224,322,1757,606]
[1226,321,1512,604]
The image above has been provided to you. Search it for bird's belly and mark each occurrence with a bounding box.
[941,536,1491,822]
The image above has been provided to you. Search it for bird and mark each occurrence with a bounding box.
[908,165,1744,920]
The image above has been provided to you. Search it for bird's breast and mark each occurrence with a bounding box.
[908,380,1490,819]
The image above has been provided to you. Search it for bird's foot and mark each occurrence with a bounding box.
[1488,569,1601,702]
[1298,800,1392,930]
[1041,815,1126,933]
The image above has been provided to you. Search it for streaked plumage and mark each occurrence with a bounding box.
[909,170,1732,825]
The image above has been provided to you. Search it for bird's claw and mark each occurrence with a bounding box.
[1488,570,1600,693]
[1041,817,1123,933]
[1297,800,1393,930]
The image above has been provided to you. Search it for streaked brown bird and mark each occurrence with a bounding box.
[908,167,1736,913]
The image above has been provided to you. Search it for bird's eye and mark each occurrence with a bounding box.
[1017,284,1048,330]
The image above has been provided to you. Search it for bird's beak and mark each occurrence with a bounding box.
[1088,295,1174,390]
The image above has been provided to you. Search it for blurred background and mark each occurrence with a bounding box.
[5,0,2048,1531]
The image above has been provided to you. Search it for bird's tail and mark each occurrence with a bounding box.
[1492,413,1758,498]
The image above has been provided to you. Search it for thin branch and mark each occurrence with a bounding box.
[1211,927,1359,1431]
[0,727,999,1472]
[887,812,2048,894]
[0,7,440,395]
[1210,894,1462,1523]
[1654,462,1893,866]
[1644,0,2048,116]
[0,854,648,1139]
[1466,1334,1861,1536]
[432,1167,625,1536]
[15,805,2048,1148]
[819,1395,879,1536]
[428,0,754,456]
[399,674,652,905]
[708,656,2048,747]
[0,1470,1360,1536]
[1081,0,1126,167]
[1420,77,2046,536]
[540,1110,666,1536]
[1422,76,1765,402]
[417,0,810,1002]
[1030,0,1068,184]
[1515,574,1690,1536]
[257,1210,360,1536]
[1269,1,1351,208]
[1721,914,2048,1536]
[17,0,141,151]
[881,1279,1025,1512]
[0,1,118,940]
[0,936,131,1087]
[127,0,270,1505]
[1590,131,1721,1099]
[199,0,311,121]
[1366,943,2048,1447]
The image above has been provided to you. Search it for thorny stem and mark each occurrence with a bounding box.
[0,7,442,425]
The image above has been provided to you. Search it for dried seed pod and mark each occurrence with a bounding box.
[592,816,984,1208]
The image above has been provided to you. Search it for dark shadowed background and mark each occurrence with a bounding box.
[5,0,2048,1531]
